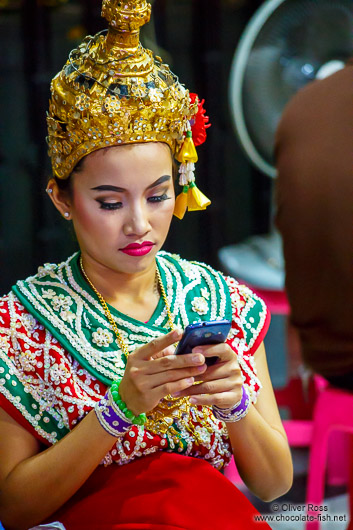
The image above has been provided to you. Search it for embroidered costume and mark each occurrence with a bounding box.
[0,252,269,472]
[0,1,273,527]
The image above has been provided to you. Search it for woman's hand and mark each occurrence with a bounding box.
[118,329,207,415]
[174,343,244,409]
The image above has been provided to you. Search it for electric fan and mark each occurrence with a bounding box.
[219,0,353,290]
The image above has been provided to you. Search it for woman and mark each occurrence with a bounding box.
[0,1,292,529]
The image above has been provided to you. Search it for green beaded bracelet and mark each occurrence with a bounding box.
[110,378,147,426]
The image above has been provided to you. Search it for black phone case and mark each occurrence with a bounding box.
[175,320,231,366]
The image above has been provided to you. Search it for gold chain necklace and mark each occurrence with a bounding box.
[79,256,208,445]
[79,256,174,359]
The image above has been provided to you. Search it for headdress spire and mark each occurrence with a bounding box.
[102,0,151,50]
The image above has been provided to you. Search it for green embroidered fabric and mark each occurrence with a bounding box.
[0,251,267,446]
[0,351,69,442]
[12,251,232,386]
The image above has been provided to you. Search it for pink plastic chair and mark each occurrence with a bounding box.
[223,285,350,498]
[223,287,321,486]
[245,285,317,421]
[245,286,350,487]
[246,285,290,316]
[305,386,353,530]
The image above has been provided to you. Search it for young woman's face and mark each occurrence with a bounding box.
[67,142,175,275]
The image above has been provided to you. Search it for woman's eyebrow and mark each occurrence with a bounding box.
[91,175,171,193]
[91,185,125,192]
[146,175,171,190]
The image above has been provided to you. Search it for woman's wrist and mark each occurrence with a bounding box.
[95,378,147,438]
[212,385,251,423]
[95,388,132,437]
[110,378,146,426]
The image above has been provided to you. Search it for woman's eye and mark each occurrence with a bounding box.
[148,194,170,203]
[97,201,122,210]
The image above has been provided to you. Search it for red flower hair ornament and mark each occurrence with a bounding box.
[174,93,212,220]
[189,93,211,146]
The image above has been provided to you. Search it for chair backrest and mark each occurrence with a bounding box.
[313,374,329,393]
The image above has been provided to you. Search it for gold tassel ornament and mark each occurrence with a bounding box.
[187,182,211,211]
[174,186,189,220]
[174,129,211,218]
[176,131,198,164]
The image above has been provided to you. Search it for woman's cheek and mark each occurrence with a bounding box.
[72,194,93,223]
[72,197,111,237]
[162,196,175,216]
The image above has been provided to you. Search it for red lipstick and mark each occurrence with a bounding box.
[120,241,155,257]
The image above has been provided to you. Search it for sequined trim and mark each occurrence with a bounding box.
[0,253,268,468]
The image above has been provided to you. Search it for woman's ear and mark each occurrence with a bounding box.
[46,178,72,220]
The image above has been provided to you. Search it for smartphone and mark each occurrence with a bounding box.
[175,319,231,366]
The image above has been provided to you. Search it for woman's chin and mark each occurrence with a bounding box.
[116,248,159,273]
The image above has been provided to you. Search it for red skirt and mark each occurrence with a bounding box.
[48,452,270,529]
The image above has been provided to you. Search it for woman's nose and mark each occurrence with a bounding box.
[123,204,151,237]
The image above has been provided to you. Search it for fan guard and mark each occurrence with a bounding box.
[229,0,353,178]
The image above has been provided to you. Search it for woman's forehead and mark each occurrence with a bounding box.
[87,142,171,165]
[73,143,173,187]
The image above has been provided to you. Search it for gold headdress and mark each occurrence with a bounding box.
[47,0,210,218]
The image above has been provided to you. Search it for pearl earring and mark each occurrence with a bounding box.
[46,188,53,194]
[64,212,70,218]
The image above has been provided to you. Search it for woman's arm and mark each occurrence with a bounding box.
[0,406,118,530]
[225,342,293,501]
[0,329,204,529]
[177,341,293,501]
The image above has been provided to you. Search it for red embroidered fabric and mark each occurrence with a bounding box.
[0,276,270,470]
[47,452,270,529]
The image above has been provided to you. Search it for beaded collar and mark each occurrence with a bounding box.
[12,252,232,386]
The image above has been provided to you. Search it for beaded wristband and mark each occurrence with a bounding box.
[110,378,147,426]
[212,385,251,423]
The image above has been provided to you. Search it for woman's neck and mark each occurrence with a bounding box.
[80,253,158,310]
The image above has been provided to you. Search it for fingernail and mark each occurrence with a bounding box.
[190,397,198,404]
[197,365,205,371]
[172,391,181,397]
[186,377,194,385]
[192,354,202,364]
[192,347,203,353]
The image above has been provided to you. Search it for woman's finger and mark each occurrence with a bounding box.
[174,377,242,398]
[193,360,242,383]
[147,364,207,389]
[150,345,175,360]
[120,372,197,416]
[192,343,235,362]
[149,376,196,403]
[188,378,238,396]
[156,376,197,399]
[132,329,182,360]
[188,391,244,408]
[144,351,206,375]
[130,364,207,394]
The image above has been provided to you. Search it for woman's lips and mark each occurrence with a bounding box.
[120,242,155,257]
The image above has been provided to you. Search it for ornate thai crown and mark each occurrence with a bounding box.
[47,0,210,218]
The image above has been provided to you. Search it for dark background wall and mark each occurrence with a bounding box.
[0,0,271,294]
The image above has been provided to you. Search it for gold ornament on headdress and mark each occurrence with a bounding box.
[47,0,210,216]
